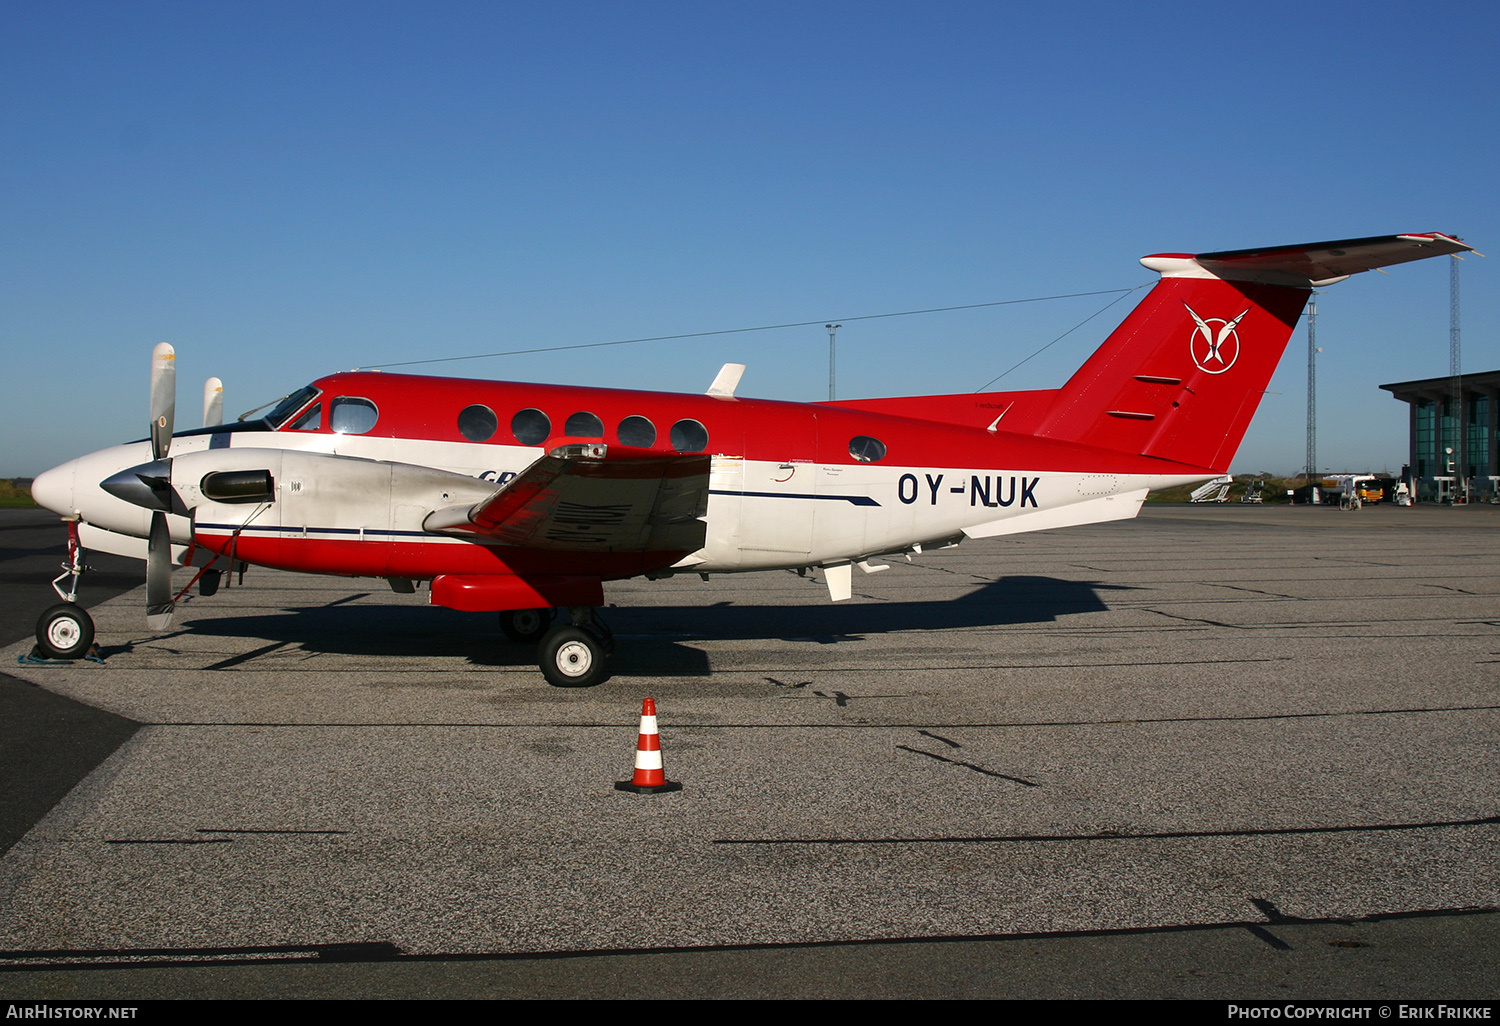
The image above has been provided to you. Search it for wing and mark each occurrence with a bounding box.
[423,443,710,553]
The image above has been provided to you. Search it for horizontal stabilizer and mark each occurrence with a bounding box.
[1144,232,1472,287]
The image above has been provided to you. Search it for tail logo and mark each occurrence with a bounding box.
[1184,303,1250,375]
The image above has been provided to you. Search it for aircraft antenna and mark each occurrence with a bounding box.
[826,324,840,401]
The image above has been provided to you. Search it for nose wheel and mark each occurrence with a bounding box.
[35,603,95,660]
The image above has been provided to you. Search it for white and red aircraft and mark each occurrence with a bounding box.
[30,232,1470,685]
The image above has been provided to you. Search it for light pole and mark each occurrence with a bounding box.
[1306,295,1319,503]
[826,324,841,401]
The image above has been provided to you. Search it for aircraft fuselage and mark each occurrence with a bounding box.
[33,371,1205,593]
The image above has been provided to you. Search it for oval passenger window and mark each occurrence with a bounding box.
[564,411,604,438]
[669,418,709,453]
[848,435,886,463]
[458,404,498,442]
[511,408,551,446]
[617,415,656,447]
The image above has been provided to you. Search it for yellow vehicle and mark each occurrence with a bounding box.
[1321,474,1384,507]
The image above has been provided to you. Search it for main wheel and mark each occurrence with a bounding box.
[538,626,609,688]
[500,607,555,644]
[35,603,95,660]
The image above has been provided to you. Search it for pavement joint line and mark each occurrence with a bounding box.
[1,906,1496,972]
[711,813,1500,845]
[102,657,1301,673]
[108,702,1500,729]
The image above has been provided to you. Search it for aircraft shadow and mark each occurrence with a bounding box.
[165,576,1131,679]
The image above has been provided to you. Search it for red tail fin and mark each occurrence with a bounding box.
[1034,233,1470,473]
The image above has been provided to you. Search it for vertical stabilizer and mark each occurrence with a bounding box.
[1033,233,1470,473]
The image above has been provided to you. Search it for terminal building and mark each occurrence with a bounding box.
[1380,370,1500,501]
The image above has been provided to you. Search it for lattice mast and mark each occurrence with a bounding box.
[1449,255,1464,496]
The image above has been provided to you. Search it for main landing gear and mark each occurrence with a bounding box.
[34,518,96,660]
[498,606,555,643]
[502,606,614,687]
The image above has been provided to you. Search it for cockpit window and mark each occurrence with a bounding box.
[330,397,378,435]
[263,386,322,429]
[289,402,323,431]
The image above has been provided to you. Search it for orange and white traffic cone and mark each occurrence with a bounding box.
[615,697,682,794]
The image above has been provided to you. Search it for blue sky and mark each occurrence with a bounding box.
[4,1,1496,477]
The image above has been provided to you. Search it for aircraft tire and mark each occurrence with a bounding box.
[538,626,609,688]
[500,607,555,644]
[35,603,95,660]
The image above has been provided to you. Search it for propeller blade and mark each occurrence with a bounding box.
[146,511,174,630]
[203,377,223,428]
[150,343,176,461]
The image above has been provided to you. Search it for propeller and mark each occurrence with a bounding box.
[203,377,223,428]
[145,342,176,630]
[100,350,245,629]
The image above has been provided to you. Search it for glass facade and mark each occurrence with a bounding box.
[1415,399,1435,478]
[1468,394,1491,479]
[1441,397,1460,474]
[1385,372,1500,500]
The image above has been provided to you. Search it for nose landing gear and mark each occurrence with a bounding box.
[35,603,95,660]
[34,518,97,660]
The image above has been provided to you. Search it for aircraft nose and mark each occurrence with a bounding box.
[30,461,77,516]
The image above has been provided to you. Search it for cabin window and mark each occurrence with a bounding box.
[565,411,604,438]
[511,408,551,445]
[617,415,656,447]
[670,418,708,453]
[289,402,322,431]
[848,435,887,463]
[330,397,379,435]
[458,404,498,442]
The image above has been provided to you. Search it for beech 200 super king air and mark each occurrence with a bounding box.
[30,232,1471,686]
